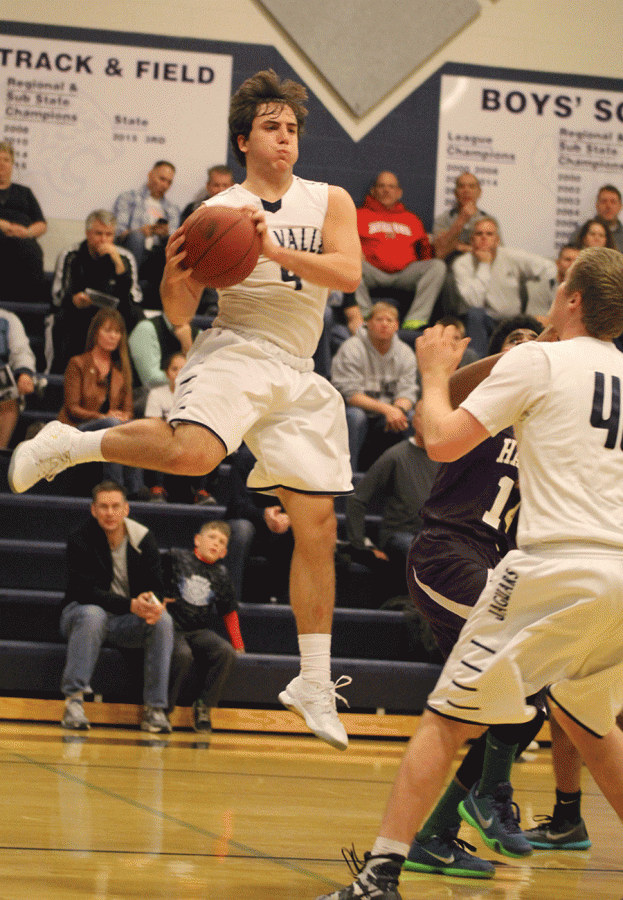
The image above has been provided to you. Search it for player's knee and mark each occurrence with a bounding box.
[295,506,337,555]
[165,438,220,477]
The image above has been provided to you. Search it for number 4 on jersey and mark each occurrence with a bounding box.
[591,372,622,449]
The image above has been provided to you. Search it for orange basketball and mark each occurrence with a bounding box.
[180,204,261,288]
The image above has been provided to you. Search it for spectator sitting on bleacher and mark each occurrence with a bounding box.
[48,209,143,375]
[344,401,439,599]
[162,520,244,733]
[59,479,174,733]
[570,184,623,253]
[58,308,144,498]
[574,216,616,250]
[524,244,581,320]
[432,171,488,264]
[128,311,200,406]
[180,164,235,223]
[143,351,215,504]
[113,161,180,310]
[452,216,557,357]
[0,141,47,304]
[331,301,417,472]
[355,171,446,329]
[327,291,364,353]
[0,306,37,448]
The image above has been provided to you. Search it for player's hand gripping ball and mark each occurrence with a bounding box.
[180,205,261,288]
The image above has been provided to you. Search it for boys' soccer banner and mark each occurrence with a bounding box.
[435,73,623,257]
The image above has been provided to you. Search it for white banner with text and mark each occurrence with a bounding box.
[435,74,623,257]
[1,32,233,221]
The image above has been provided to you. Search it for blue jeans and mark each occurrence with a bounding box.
[60,601,174,708]
[312,304,334,380]
[78,417,144,495]
[345,407,411,472]
[464,308,497,358]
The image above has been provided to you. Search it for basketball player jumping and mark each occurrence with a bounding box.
[9,70,362,750]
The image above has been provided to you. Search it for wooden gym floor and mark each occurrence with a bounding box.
[0,713,621,900]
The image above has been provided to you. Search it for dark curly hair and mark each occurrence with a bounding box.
[229,69,308,167]
[487,315,543,356]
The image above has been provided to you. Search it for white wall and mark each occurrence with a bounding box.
[3,0,623,264]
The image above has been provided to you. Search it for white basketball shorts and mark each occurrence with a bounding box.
[168,328,352,495]
[427,546,623,736]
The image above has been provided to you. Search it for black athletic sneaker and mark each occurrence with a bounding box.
[524,815,591,850]
[315,848,403,900]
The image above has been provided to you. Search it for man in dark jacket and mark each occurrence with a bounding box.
[49,209,144,373]
[59,480,174,732]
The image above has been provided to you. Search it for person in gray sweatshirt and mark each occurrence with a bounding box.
[331,301,417,471]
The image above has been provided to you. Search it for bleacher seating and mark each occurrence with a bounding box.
[0,486,441,714]
[0,294,443,719]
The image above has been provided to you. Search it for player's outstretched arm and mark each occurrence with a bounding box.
[251,186,361,291]
[160,229,205,327]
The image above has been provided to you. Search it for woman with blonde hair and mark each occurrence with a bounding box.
[59,308,143,495]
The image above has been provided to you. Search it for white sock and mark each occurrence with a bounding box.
[371,837,409,860]
[70,428,107,465]
[298,633,331,685]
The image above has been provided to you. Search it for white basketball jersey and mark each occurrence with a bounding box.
[462,337,623,550]
[204,177,329,359]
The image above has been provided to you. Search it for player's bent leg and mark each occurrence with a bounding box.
[276,490,350,750]
[8,417,227,493]
[102,419,226,476]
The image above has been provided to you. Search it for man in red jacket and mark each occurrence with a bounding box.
[356,171,446,330]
